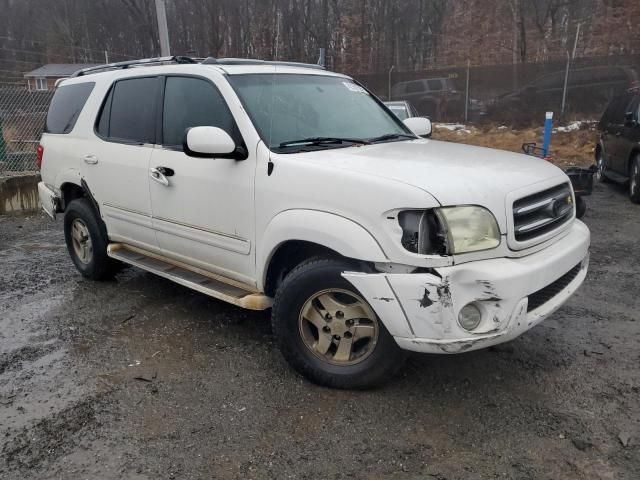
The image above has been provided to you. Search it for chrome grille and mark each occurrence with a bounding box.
[513,183,574,242]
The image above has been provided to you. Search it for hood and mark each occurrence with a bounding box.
[283,139,568,230]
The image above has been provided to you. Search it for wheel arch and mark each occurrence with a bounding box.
[258,210,388,293]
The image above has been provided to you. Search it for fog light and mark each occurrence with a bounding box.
[458,303,482,331]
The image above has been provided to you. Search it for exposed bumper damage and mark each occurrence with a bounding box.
[343,220,590,354]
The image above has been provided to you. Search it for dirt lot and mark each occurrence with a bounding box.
[1,183,639,480]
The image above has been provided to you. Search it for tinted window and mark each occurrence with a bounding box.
[406,81,423,94]
[45,82,95,134]
[427,79,442,91]
[96,87,113,138]
[162,76,237,146]
[107,77,158,143]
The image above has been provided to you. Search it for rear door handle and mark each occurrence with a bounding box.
[150,167,170,186]
[83,155,99,165]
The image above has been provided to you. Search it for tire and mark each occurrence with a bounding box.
[630,155,640,204]
[575,196,587,219]
[64,198,119,280]
[595,146,610,183]
[271,257,407,389]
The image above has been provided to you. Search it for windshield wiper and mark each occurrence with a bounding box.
[278,137,371,148]
[368,133,417,143]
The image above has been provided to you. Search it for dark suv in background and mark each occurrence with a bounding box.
[596,88,640,203]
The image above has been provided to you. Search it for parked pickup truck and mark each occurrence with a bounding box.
[38,56,590,389]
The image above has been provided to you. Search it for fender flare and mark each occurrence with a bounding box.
[258,210,388,287]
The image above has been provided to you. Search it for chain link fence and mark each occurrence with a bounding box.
[0,86,53,175]
[0,53,639,177]
[356,53,640,126]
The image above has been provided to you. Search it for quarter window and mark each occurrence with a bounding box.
[45,82,95,134]
[162,76,237,146]
[98,77,159,143]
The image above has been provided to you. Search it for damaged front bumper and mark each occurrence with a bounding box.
[343,220,590,354]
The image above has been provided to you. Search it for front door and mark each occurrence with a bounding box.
[616,95,640,176]
[149,75,256,286]
[85,75,161,252]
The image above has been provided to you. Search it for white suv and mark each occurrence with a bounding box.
[38,57,590,389]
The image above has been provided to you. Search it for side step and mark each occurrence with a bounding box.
[107,243,272,311]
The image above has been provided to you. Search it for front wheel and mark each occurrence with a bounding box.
[271,258,406,389]
[630,155,640,204]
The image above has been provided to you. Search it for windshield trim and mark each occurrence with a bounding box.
[225,72,415,154]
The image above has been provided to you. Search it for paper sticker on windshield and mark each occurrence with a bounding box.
[343,82,368,94]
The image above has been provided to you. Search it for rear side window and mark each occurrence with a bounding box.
[162,76,238,146]
[97,77,158,143]
[427,79,442,91]
[45,82,95,134]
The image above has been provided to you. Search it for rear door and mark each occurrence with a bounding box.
[148,75,256,285]
[85,76,161,251]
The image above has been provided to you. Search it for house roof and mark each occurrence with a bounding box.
[23,64,101,78]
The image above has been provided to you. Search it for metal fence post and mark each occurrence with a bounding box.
[465,59,470,122]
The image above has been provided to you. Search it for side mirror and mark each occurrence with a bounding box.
[404,117,432,138]
[183,126,239,158]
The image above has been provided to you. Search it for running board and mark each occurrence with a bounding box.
[107,243,272,311]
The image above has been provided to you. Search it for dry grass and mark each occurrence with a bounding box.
[433,123,598,168]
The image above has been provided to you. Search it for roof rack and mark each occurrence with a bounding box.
[202,57,326,71]
[67,55,325,79]
[69,56,198,78]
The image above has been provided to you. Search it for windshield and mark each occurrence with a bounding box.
[228,74,411,152]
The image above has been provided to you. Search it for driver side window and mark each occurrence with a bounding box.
[162,76,240,147]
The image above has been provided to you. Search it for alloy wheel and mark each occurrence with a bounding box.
[298,289,379,366]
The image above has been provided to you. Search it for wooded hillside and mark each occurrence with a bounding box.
[1,0,639,78]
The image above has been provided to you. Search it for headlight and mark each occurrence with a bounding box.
[436,206,500,254]
[398,210,447,255]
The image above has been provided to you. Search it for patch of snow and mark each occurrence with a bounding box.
[556,121,583,133]
[435,123,467,131]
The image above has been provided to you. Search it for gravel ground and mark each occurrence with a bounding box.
[0,183,639,480]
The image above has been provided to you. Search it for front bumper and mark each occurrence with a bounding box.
[343,220,590,354]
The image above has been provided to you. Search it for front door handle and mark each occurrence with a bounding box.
[83,155,99,165]
[150,167,170,186]
[156,166,174,177]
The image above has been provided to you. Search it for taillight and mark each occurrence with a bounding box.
[36,144,44,169]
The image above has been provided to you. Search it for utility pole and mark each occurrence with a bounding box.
[572,22,582,59]
[104,50,109,64]
[155,0,171,57]
[388,65,395,101]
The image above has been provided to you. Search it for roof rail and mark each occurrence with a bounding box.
[69,56,198,78]
[202,57,326,71]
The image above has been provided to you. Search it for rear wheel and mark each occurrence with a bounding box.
[630,155,640,204]
[271,258,406,389]
[64,198,119,280]
[595,147,609,183]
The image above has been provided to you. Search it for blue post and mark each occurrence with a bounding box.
[542,111,554,158]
